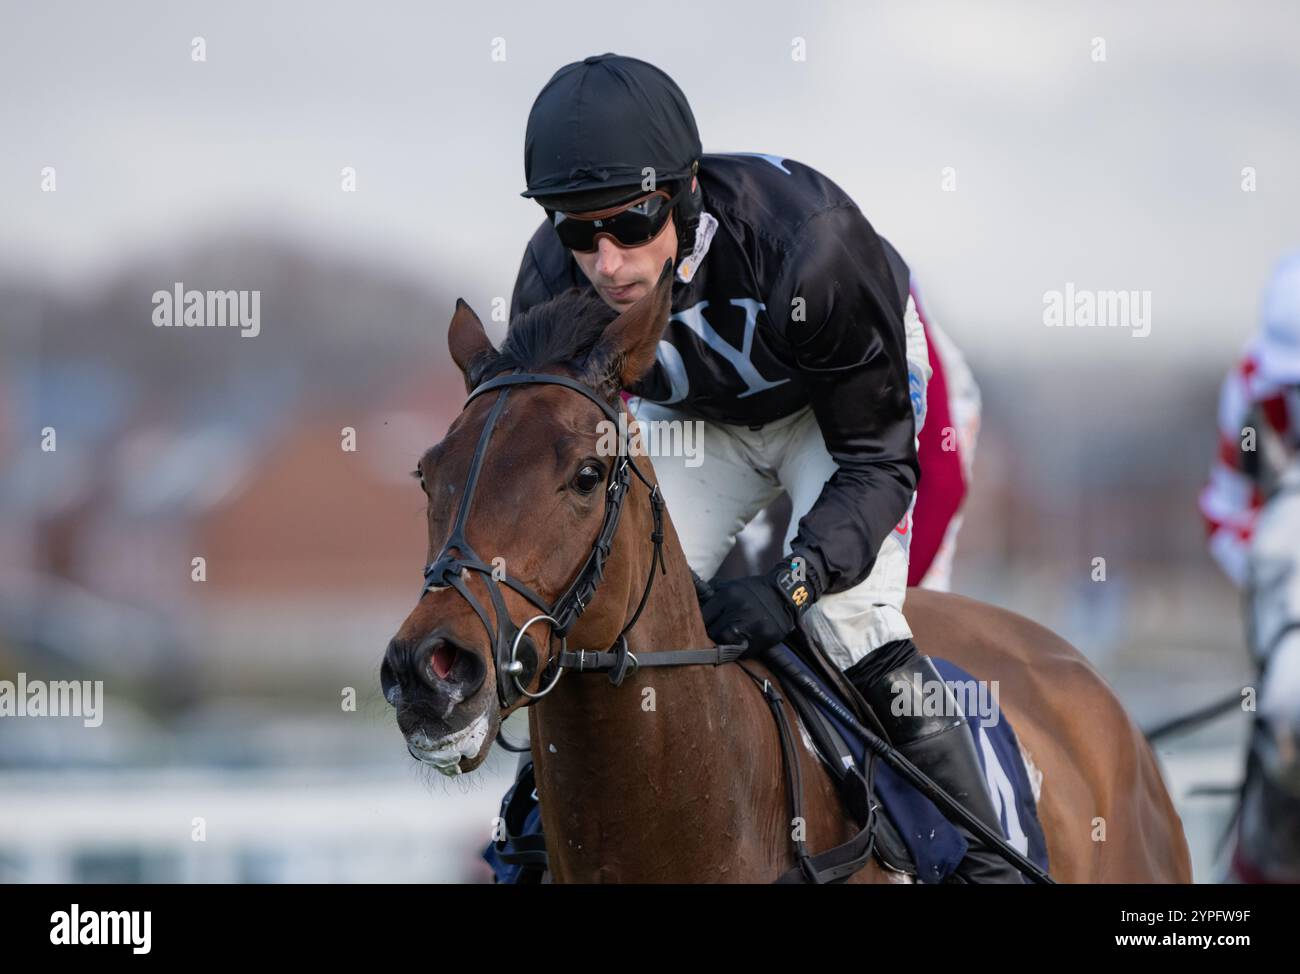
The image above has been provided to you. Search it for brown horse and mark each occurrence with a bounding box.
[381,266,1192,883]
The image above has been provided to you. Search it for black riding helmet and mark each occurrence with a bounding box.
[522,53,703,257]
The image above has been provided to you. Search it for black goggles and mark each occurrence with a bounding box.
[548,187,683,253]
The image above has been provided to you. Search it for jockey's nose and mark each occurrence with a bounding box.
[593,236,625,277]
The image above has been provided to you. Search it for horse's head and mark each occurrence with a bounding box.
[381,260,675,775]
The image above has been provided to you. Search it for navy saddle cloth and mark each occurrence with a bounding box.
[484,644,1049,883]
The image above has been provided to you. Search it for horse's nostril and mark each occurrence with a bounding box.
[419,634,487,699]
[432,641,458,680]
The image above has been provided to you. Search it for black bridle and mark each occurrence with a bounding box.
[421,369,707,710]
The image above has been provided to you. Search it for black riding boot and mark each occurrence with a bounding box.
[846,646,1024,884]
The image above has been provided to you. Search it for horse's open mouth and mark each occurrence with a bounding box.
[405,711,491,776]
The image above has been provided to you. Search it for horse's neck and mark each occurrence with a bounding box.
[528,479,771,880]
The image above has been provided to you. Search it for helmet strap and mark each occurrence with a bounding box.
[673,161,703,261]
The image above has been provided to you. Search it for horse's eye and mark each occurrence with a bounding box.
[572,463,603,494]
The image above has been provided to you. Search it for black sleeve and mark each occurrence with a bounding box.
[510,220,572,320]
[767,203,919,595]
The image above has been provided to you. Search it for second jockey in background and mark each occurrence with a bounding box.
[1200,250,1300,598]
[1207,251,1300,882]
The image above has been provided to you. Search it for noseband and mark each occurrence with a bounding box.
[420,370,669,710]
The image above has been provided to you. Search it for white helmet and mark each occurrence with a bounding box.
[1254,249,1300,387]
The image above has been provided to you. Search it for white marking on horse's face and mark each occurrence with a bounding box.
[406,710,490,776]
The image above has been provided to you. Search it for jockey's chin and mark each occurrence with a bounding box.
[571,213,679,312]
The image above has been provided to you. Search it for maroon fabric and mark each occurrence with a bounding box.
[908,299,966,586]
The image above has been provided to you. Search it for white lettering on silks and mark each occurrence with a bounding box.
[652,298,791,404]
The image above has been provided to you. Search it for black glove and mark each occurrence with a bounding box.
[700,557,820,657]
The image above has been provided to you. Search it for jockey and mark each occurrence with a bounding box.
[1226,254,1300,883]
[505,53,1015,882]
[1199,251,1300,596]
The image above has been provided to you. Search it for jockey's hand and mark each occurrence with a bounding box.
[701,558,819,656]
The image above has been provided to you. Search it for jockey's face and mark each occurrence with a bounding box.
[569,175,695,311]
[571,213,678,311]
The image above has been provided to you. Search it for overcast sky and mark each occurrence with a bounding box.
[3,0,1298,366]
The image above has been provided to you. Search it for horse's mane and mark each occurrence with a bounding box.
[466,287,619,390]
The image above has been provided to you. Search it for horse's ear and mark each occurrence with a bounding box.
[584,259,674,393]
[448,299,496,392]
